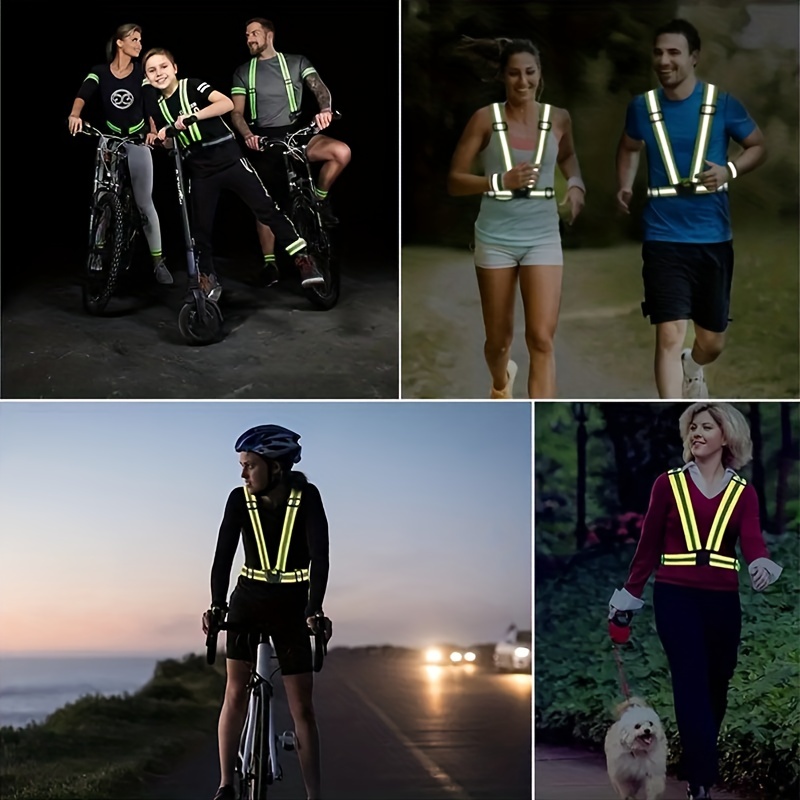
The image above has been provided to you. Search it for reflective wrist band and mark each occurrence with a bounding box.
[490,173,504,193]
[727,160,738,179]
[567,176,586,194]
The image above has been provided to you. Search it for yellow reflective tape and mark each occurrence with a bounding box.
[661,553,697,565]
[275,488,302,571]
[709,554,739,571]
[240,566,310,582]
[668,470,702,551]
[177,80,201,145]
[247,58,258,119]
[645,90,681,186]
[492,104,514,174]
[532,103,552,168]
[707,477,746,552]
[243,484,271,571]
[276,52,298,113]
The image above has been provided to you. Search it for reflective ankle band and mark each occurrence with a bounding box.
[484,101,554,200]
[663,469,746,571]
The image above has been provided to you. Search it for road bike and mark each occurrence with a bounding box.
[206,612,330,799]
[258,113,342,310]
[78,123,144,315]
[163,115,224,344]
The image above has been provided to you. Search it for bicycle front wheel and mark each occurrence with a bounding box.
[83,191,125,315]
[238,683,272,800]
[292,194,340,310]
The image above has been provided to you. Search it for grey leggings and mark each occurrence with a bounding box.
[124,142,162,257]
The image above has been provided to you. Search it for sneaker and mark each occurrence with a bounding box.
[317,198,339,227]
[681,348,709,399]
[687,785,711,799]
[199,272,223,302]
[295,253,325,287]
[212,786,235,800]
[490,359,518,399]
[153,258,174,286]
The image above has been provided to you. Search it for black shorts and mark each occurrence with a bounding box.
[246,125,296,210]
[641,240,734,333]
[226,579,312,675]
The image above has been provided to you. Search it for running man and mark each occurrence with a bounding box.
[616,18,766,398]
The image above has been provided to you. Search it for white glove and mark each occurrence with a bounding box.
[608,587,644,619]
[749,557,782,592]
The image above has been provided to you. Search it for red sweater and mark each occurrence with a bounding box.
[624,471,769,598]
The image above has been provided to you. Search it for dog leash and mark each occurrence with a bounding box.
[612,643,631,700]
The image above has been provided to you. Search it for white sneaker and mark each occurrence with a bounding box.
[681,349,709,399]
[490,359,518,399]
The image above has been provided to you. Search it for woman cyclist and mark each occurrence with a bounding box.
[202,425,330,800]
[67,23,173,286]
[608,402,783,800]
[143,47,324,299]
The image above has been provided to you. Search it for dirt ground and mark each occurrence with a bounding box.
[1,250,398,400]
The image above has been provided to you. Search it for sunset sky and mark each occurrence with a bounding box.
[0,401,532,656]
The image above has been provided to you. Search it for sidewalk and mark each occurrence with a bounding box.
[535,744,745,800]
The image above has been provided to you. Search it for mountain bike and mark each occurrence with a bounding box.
[206,612,330,800]
[258,113,342,310]
[163,115,224,344]
[77,123,144,315]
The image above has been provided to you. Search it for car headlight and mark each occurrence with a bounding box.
[425,648,443,663]
[514,646,530,659]
[449,651,463,663]
[464,651,476,662]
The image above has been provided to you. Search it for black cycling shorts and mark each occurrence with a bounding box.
[245,125,296,210]
[641,240,734,333]
[225,579,312,675]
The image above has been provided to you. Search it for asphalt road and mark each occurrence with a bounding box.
[1,248,398,400]
[144,650,532,800]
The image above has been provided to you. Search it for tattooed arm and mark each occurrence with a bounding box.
[305,72,333,129]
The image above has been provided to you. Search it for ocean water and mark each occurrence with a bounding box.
[0,656,160,729]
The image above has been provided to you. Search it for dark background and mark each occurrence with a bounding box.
[2,0,399,299]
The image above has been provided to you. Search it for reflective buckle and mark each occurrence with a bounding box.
[539,120,552,131]
[492,121,508,132]
[700,103,717,115]
[694,550,710,566]
[675,180,697,197]
[648,110,664,123]
[266,569,281,584]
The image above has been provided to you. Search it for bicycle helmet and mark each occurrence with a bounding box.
[235,425,302,465]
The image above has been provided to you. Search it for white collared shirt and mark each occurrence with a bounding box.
[683,460,736,499]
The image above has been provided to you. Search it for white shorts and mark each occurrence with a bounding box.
[473,238,563,268]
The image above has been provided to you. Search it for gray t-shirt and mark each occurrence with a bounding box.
[232,52,317,128]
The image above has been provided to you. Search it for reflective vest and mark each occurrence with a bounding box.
[157,80,203,150]
[662,468,745,571]
[240,485,309,583]
[484,102,555,200]
[246,53,300,121]
[644,83,728,197]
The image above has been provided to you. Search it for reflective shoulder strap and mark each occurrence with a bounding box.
[491,103,514,174]
[276,52,298,114]
[178,80,202,145]
[274,488,303,572]
[645,89,681,186]
[689,83,718,185]
[532,103,552,168]
[243,485,271,571]
[667,469,703,551]
[247,58,259,120]
[706,474,746,552]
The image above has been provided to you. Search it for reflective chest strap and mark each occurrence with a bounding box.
[241,486,308,583]
[645,84,727,197]
[485,102,554,199]
[157,80,202,149]
[247,54,299,121]
[663,469,744,570]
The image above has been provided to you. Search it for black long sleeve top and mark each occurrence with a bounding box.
[210,472,330,617]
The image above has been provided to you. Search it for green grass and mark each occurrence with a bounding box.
[0,654,226,800]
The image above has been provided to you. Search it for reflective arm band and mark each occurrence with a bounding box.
[727,160,738,179]
[490,173,505,193]
[567,176,586,194]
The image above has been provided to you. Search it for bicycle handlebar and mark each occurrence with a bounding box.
[205,611,330,672]
[164,114,198,139]
[76,122,142,144]
[257,110,342,152]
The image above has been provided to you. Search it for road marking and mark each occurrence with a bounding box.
[339,675,471,799]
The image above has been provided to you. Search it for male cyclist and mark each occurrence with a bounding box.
[230,17,351,286]
[202,425,330,800]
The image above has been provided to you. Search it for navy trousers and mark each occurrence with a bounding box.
[653,581,742,787]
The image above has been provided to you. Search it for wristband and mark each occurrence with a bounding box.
[727,161,738,180]
[567,176,586,194]
[490,172,504,193]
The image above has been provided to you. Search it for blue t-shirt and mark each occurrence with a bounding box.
[625,81,755,243]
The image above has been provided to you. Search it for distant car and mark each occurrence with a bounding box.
[423,644,478,666]
[493,626,532,672]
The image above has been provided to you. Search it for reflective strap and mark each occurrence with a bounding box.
[247,58,258,120]
[667,469,703,551]
[489,173,504,193]
[661,553,698,566]
[179,80,202,144]
[660,552,740,570]
[485,187,555,199]
[533,103,552,168]
[491,103,514,173]
[276,52,298,113]
[645,90,681,186]
[647,184,728,197]
[707,475,746,552]
[243,484,271,571]
[274,488,302,571]
[240,566,310,583]
[689,83,718,182]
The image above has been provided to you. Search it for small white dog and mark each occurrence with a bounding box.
[604,696,667,800]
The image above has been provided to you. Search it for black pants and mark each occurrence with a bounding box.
[654,582,741,787]
[190,158,305,276]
